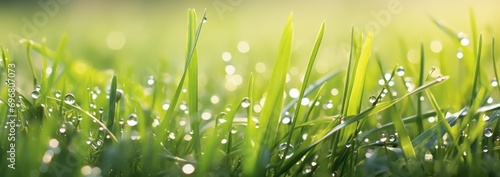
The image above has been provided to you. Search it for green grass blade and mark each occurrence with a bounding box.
[492,38,500,94]
[25,41,37,87]
[416,43,425,134]
[276,76,449,176]
[340,27,357,116]
[388,96,416,159]
[425,88,456,144]
[246,12,293,177]
[243,73,257,176]
[346,31,373,115]
[469,34,482,106]
[186,9,201,159]
[105,75,117,138]
[158,9,206,142]
[280,21,324,169]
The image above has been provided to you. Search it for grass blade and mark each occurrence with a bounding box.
[158,9,206,143]
[246,12,293,177]
[469,34,482,106]
[186,9,201,159]
[346,31,373,115]
[105,75,117,140]
[416,43,425,134]
[276,76,449,176]
[280,21,324,169]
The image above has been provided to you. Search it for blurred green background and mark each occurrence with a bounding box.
[1,0,500,108]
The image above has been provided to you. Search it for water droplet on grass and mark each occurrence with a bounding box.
[59,124,67,133]
[389,135,396,142]
[54,90,61,98]
[98,107,104,114]
[168,132,176,140]
[31,90,40,99]
[483,146,489,153]
[278,143,294,159]
[147,76,155,86]
[202,17,208,23]
[456,51,464,59]
[369,95,377,104]
[380,133,387,142]
[118,118,124,125]
[116,89,123,102]
[396,66,405,76]
[282,117,291,125]
[241,97,250,108]
[484,128,493,137]
[302,165,312,174]
[345,141,352,148]
[127,113,138,126]
[492,79,498,87]
[64,94,76,105]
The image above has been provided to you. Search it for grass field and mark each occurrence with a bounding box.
[1,1,500,177]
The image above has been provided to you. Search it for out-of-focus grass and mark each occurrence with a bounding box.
[1,4,500,177]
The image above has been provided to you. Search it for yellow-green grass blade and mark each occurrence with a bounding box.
[387,94,416,159]
[280,21,324,169]
[105,75,118,143]
[346,31,373,116]
[340,28,362,116]
[425,88,456,145]
[469,34,482,106]
[186,9,201,158]
[276,76,449,176]
[416,43,425,134]
[243,73,257,176]
[158,9,206,143]
[246,12,293,177]
[25,41,38,88]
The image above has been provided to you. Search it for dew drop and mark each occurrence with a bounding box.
[241,97,250,108]
[147,76,155,86]
[31,90,40,99]
[424,152,433,161]
[456,51,464,59]
[95,140,103,147]
[482,146,489,153]
[436,75,443,82]
[64,94,76,105]
[217,112,227,124]
[118,118,124,125]
[368,95,377,104]
[345,141,352,148]
[116,89,123,102]
[302,165,312,174]
[396,66,405,76]
[380,133,387,143]
[484,128,493,137]
[127,113,138,126]
[98,107,104,114]
[281,117,291,125]
[54,90,62,98]
[278,143,294,159]
[168,132,176,140]
[202,17,208,23]
[389,135,396,142]
[59,124,67,133]
[492,79,498,87]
